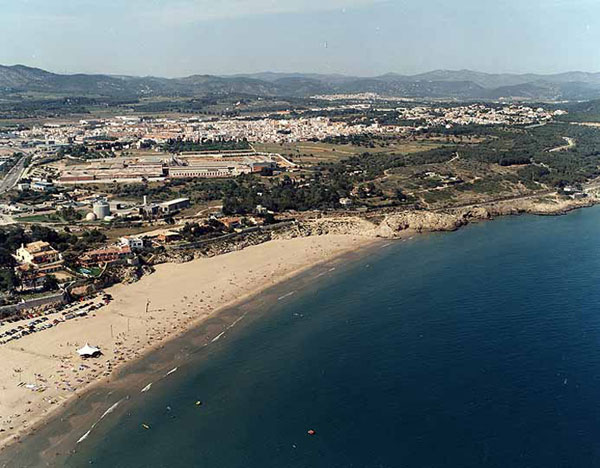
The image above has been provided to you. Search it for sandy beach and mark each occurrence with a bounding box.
[2,195,590,456]
[0,234,375,452]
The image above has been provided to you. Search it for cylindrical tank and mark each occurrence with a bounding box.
[93,200,110,219]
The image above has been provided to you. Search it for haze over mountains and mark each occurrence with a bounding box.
[2,64,600,101]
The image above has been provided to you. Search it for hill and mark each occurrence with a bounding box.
[3,65,600,101]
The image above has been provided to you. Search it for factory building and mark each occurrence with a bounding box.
[160,198,190,214]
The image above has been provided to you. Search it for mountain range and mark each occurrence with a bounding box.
[3,65,600,101]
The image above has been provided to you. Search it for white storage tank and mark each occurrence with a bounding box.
[93,200,110,219]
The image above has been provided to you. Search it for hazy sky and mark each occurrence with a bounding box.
[1,0,599,77]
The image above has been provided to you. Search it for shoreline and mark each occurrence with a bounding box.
[276,192,598,242]
[0,234,384,461]
[0,192,596,462]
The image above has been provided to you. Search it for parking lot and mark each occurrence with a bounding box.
[0,293,112,345]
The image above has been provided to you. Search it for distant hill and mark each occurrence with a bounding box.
[3,64,600,101]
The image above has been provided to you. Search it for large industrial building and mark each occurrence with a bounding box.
[56,153,283,184]
[140,197,191,217]
[160,198,191,214]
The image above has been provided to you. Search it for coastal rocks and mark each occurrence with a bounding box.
[109,264,155,285]
[197,231,274,257]
[276,212,469,240]
[70,284,96,297]
[117,193,600,280]
[277,217,379,239]
[376,211,465,237]
[115,268,140,285]
[151,251,195,265]
[172,252,195,264]
[150,231,278,265]
[454,195,597,219]
[460,206,495,220]
[515,196,596,215]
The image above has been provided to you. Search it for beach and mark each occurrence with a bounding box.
[0,234,375,453]
[7,207,600,467]
[0,194,596,460]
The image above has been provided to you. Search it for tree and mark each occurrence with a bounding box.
[0,269,19,292]
[395,189,407,202]
[42,275,59,292]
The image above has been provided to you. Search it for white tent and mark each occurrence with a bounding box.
[77,343,101,358]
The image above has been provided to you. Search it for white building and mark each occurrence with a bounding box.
[120,236,144,250]
[31,180,54,192]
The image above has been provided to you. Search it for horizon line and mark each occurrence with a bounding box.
[3,63,600,80]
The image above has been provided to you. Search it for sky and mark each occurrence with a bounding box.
[1,0,599,77]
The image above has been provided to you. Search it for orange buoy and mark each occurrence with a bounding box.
[307,429,316,436]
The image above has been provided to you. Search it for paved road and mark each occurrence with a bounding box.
[0,155,27,194]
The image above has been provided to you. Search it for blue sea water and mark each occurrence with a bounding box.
[32,207,600,466]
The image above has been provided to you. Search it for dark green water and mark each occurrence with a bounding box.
[8,207,600,467]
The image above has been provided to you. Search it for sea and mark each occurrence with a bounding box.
[5,206,600,467]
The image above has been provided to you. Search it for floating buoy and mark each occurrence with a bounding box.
[142,423,150,430]
[195,401,203,406]
[307,429,316,436]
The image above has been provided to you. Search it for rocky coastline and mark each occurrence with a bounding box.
[104,193,597,286]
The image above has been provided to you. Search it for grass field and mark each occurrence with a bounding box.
[254,140,445,165]
[15,214,55,223]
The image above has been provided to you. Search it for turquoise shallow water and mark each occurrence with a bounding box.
[10,207,600,467]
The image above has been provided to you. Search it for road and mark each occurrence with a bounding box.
[582,176,600,193]
[0,155,27,194]
[432,190,555,213]
[549,137,575,153]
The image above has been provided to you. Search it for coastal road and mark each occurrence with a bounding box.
[438,175,600,210]
[0,155,27,194]
[432,190,556,213]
